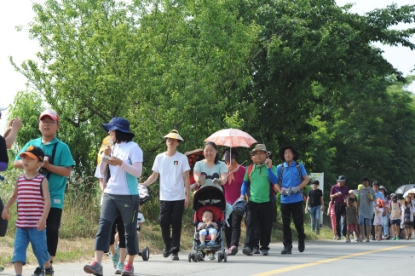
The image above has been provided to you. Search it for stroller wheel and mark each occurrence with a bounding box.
[188,252,192,262]
[197,252,204,262]
[217,252,222,263]
[224,252,227,263]
[141,247,150,261]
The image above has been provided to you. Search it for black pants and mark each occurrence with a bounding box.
[159,200,184,253]
[46,208,62,257]
[334,204,347,237]
[281,201,305,246]
[110,215,126,248]
[244,201,272,250]
[253,200,276,249]
[224,211,243,248]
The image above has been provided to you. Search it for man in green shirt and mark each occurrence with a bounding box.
[240,144,279,256]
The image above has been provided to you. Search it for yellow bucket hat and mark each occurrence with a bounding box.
[163,129,184,142]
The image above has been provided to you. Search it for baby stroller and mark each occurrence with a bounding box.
[137,184,152,261]
[188,185,227,263]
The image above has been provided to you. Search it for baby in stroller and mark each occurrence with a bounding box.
[198,210,219,248]
[189,185,228,263]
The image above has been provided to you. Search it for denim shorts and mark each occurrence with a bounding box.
[359,215,371,226]
[13,227,50,265]
[391,219,401,226]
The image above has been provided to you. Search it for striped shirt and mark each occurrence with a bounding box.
[16,174,45,228]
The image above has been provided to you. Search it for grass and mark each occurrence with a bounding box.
[0,168,333,268]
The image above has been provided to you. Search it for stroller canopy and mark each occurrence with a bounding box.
[193,185,226,211]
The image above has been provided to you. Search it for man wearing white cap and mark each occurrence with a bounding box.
[141,129,190,261]
[14,109,74,275]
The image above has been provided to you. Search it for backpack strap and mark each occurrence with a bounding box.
[247,164,253,182]
[46,142,58,180]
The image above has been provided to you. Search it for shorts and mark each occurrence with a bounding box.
[199,228,218,237]
[373,215,382,226]
[12,228,50,265]
[391,219,401,226]
[359,215,371,226]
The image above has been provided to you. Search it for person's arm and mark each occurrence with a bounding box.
[298,175,309,190]
[41,160,72,177]
[212,222,219,230]
[197,222,206,231]
[305,196,310,212]
[99,178,105,192]
[218,171,227,185]
[183,170,190,208]
[141,171,159,186]
[240,180,249,198]
[320,193,325,211]
[357,194,361,209]
[4,118,22,149]
[38,177,51,230]
[1,180,18,220]
[109,156,142,178]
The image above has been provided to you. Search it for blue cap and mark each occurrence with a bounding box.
[102,117,134,136]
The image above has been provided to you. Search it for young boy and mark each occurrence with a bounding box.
[2,146,53,276]
[14,109,74,275]
[304,180,324,234]
[141,129,190,261]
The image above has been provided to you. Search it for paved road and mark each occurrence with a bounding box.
[2,240,414,275]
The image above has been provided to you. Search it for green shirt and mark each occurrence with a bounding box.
[16,137,75,209]
[244,164,277,203]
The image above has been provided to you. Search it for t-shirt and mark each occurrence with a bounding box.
[223,165,246,205]
[390,201,401,220]
[104,141,143,195]
[152,151,190,201]
[358,187,376,219]
[330,184,349,205]
[16,137,74,209]
[275,161,307,204]
[243,164,277,203]
[194,160,227,188]
[308,189,323,207]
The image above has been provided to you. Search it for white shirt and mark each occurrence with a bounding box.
[104,141,143,195]
[152,152,190,201]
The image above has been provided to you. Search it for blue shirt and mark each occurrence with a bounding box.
[16,137,75,209]
[275,161,307,204]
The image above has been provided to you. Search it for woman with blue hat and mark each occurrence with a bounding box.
[84,117,143,276]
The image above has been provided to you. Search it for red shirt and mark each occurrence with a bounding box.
[223,165,246,205]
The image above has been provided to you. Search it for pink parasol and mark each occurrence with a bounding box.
[204,128,257,148]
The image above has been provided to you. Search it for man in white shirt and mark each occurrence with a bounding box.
[141,130,190,261]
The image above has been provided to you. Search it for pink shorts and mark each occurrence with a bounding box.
[373,215,382,226]
[330,213,336,231]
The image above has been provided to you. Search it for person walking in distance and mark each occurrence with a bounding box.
[304,180,324,235]
[330,175,349,240]
[141,130,190,261]
[14,110,74,275]
[275,145,309,254]
[357,177,375,242]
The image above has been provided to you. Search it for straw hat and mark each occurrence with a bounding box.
[163,129,184,142]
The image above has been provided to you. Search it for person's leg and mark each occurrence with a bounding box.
[244,201,259,251]
[365,218,372,240]
[159,200,173,253]
[358,215,365,241]
[340,205,347,237]
[170,200,185,254]
[291,201,306,251]
[315,206,321,233]
[281,203,293,247]
[371,213,375,239]
[29,228,51,270]
[199,230,207,243]
[224,212,233,249]
[46,207,63,262]
[12,228,29,275]
[94,193,121,262]
[116,217,126,264]
[382,214,390,238]
[330,213,337,238]
[116,195,139,263]
[258,201,272,251]
[309,206,316,232]
[334,204,341,238]
[208,229,218,244]
[230,210,243,248]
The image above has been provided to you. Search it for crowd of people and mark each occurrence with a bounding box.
[326,177,415,242]
[1,109,414,276]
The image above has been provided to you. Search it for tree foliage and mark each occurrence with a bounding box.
[8,0,415,192]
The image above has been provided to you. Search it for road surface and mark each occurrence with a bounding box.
[2,239,414,275]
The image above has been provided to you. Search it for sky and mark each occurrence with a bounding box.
[1,0,415,132]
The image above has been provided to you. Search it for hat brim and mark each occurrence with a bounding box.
[279,145,299,161]
[163,134,184,142]
[39,114,59,122]
[20,152,40,161]
[102,123,134,136]
[0,106,7,111]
